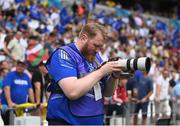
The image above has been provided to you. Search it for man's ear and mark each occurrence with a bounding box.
[80,34,88,42]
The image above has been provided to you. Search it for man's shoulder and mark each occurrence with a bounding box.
[20,72,31,79]
[54,44,79,62]
[6,71,16,76]
[52,45,71,56]
[144,77,153,83]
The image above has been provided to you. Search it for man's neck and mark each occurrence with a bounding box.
[74,40,83,52]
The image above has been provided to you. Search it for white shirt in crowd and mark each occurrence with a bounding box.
[0,32,6,50]
[7,37,24,60]
[156,75,170,100]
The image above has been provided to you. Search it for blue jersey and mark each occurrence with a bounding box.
[46,43,108,125]
[1,71,32,104]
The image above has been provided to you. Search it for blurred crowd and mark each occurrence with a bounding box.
[0,0,179,125]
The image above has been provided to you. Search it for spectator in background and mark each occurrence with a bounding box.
[0,60,34,125]
[72,1,78,18]
[0,68,7,95]
[105,79,128,125]
[133,70,153,125]
[113,79,128,112]
[2,33,13,59]
[26,35,49,70]
[126,75,138,120]
[77,2,85,17]
[7,31,24,61]
[0,60,11,73]
[5,17,17,32]
[172,73,180,125]
[155,66,171,121]
[44,32,57,56]
[32,60,51,104]
[0,28,6,52]
[168,68,178,119]
[0,13,5,28]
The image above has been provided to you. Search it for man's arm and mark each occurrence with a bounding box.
[141,90,153,103]
[59,61,122,100]
[28,88,35,103]
[34,82,41,104]
[59,69,104,100]
[4,86,16,108]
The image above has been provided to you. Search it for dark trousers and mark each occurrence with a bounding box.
[1,110,10,125]
[105,103,127,125]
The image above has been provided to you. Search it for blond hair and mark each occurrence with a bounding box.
[79,23,107,41]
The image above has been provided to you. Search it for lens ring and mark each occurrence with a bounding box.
[127,59,131,71]
[145,57,151,73]
[133,58,138,71]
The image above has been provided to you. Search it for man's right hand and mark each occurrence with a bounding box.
[8,102,16,108]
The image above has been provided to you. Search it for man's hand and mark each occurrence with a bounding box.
[8,102,16,108]
[140,97,147,103]
[99,61,123,76]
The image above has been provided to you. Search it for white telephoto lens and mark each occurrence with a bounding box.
[130,59,134,70]
[117,59,128,69]
[137,57,151,72]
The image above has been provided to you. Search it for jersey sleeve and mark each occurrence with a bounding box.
[46,49,77,83]
[3,72,13,87]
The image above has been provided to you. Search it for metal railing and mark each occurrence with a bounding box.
[2,99,180,125]
[1,103,47,126]
[104,99,180,125]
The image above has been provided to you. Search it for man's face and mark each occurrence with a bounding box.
[16,64,26,74]
[162,69,169,78]
[16,33,21,40]
[81,33,104,62]
[28,38,37,47]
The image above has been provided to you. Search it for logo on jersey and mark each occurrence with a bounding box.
[59,50,69,60]
[58,49,75,69]
[14,79,28,85]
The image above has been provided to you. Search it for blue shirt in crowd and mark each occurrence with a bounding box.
[135,76,153,100]
[133,71,153,100]
[1,71,32,105]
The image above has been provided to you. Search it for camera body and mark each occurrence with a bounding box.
[116,57,151,73]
